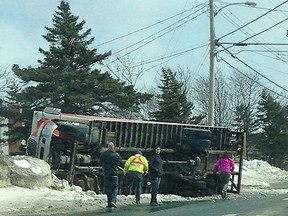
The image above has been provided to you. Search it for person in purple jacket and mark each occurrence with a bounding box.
[213,152,235,199]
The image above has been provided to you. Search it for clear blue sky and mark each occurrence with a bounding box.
[1,0,288,97]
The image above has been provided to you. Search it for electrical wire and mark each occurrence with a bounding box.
[219,43,288,94]
[110,43,209,71]
[113,6,206,56]
[100,9,207,70]
[218,0,288,40]
[24,3,208,72]
[94,2,207,47]
[195,44,210,74]
[217,16,288,61]
[234,49,288,66]
[162,0,195,66]
[239,54,288,75]
[218,8,288,63]
[220,58,288,100]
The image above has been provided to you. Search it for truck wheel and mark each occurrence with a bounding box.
[199,139,211,148]
[183,128,212,139]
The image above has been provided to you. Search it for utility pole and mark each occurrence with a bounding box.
[207,1,256,126]
[208,0,215,126]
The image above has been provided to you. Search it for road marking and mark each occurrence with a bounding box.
[222,214,239,216]
[283,198,288,201]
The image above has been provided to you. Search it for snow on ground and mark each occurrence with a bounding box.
[0,159,288,215]
[240,159,288,188]
[240,159,288,196]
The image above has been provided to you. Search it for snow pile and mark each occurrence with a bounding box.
[243,159,288,179]
[241,159,288,188]
[239,159,288,196]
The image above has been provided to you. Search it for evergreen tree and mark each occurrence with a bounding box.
[0,80,30,153]
[234,103,258,133]
[6,1,151,148]
[152,68,195,123]
[256,90,288,166]
[13,1,150,115]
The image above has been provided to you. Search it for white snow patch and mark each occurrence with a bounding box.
[31,166,42,174]
[13,159,31,168]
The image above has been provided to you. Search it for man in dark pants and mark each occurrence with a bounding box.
[100,142,123,208]
[149,146,163,206]
[124,150,149,204]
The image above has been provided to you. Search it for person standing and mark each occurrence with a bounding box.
[124,150,149,204]
[100,142,123,208]
[148,145,164,206]
[213,152,235,199]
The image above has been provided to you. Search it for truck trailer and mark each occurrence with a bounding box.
[26,107,244,197]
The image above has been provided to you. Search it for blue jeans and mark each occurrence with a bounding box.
[125,172,143,203]
[104,175,118,206]
[151,176,161,201]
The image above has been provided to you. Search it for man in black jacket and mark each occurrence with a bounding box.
[149,145,163,206]
[100,142,122,208]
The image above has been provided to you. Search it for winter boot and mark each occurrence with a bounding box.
[150,198,157,206]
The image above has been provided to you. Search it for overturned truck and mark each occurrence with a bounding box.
[27,107,244,197]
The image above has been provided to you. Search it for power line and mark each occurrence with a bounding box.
[219,43,288,94]
[162,0,194,67]
[220,58,288,100]
[233,49,288,54]
[234,49,288,65]
[127,43,209,68]
[195,45,210,74]
[217,16,288,56]
[94,2,207,48]
[100,9,207,70]
[218,6,288,64]
[107,43,209,74]
[219,42,288,46]
[21,4,208,73]
[218,0,288,40]
[241,18,288,43]
[239,54,288,75]
[220,0,288,12]
[113,6,207,57]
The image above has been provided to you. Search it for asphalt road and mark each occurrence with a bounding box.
[70,193,288,216]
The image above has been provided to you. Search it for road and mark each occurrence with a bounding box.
[69,193,288,216]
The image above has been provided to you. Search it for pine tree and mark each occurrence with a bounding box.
[256,90,288,166]
[234,103,258,133]
[12,1,150,115]
[6,1,151,150]
[152,68,194,123]
[0,80,30,153]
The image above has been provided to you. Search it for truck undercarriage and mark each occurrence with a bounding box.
[27,108,244,197]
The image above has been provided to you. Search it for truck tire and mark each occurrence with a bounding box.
[198,139,211,149]
[183,128,212,139]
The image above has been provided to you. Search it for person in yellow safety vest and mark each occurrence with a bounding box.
[124,150,149,204]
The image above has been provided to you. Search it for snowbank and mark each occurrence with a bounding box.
[244,159,288,179]
[241,159,288,188]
